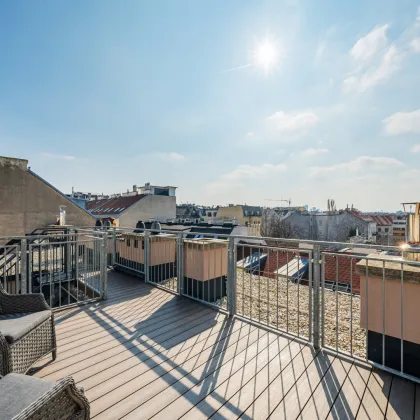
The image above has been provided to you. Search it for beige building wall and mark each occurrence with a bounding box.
[360,274,420,345]
[119,194,176,227]
[0,157,95,238]
[216,205,261,235]
[183,241,228,281]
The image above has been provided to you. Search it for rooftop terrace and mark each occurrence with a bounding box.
[30,271,419,420]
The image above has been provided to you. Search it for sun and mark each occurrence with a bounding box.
[253,38,279,73]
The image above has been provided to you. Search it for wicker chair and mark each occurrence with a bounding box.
[0,284,56,376]
[0,373,90,420]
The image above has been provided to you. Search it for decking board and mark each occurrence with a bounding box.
[29,271,419,420]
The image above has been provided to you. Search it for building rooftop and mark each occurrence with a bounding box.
[242,205,263,216]
[86,194,145,215]
[355,213,394,226]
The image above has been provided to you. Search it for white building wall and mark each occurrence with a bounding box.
[119,195,176,227]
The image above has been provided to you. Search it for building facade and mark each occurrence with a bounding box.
[0,156,95,238]
[87,185,176,227]
[262,208,375,242]
[216,205,262,235]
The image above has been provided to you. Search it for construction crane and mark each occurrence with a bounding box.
[264,198,291,207]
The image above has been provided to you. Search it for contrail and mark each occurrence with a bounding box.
[218,63,251,74]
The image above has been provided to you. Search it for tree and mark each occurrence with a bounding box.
[327,198,337,213]
[261,210,304,239]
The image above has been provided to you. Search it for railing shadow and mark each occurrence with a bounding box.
[34,271,414,420]
[54,273,260,419]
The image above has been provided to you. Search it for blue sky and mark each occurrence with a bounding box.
[1,0,420,211]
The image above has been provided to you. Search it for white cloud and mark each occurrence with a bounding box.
[411,144,420,153]
[314,40,326,63]
[343,10,420,94]
[266,110,319,134]
[400,168,420,178]
[411,38,420,52]
[41,153,76,161]
[246,131,255,138]
[309,156,404,177]
[156,152,185,161]
[222,163,287,182]
[350,24,389,62]
[301,148,329,156]
[207,163,287,191]
[344,45,404,93]
[383,109,420,135]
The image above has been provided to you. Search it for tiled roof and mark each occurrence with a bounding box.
[86,195,145,215]
[369,215,394,226]
[353,212,394,226]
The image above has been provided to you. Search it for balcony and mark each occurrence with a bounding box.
[29,271,418,419]
[1,228,420,419]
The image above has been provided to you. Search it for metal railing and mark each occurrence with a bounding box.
[0,230,107,309]
[24,225,419,382]
[100,226,420,384]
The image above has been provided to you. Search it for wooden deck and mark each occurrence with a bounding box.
[31,271,419,420]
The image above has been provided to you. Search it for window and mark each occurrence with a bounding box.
[154,188,169,196]
[134,240,138,248]
[127,238,131,247]
[385,227,389,233]
[213,212,217,217]
[208,212,212,217]
[378,227,381,232]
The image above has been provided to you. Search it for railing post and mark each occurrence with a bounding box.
[313,244,321,349]
[65,229,72,280]
[75,232,79,286]
[20,239,27,294]
[176,232,183,295]
[111,227,117,266]
[144,231,150,283]
[227,237,237,317]
[100,232,108,300]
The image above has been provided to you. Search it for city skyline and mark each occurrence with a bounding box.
[1,1,420,211]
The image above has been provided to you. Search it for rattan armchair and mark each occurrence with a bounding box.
[0,373,90,420]
[0,284,56,376]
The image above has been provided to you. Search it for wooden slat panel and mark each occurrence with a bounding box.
[56,296,184,351]
[238,345,320,420]
[97,327,271,419]
[298,354,353,419]
[267,349,335,419]
[326,360,371,419]
[76,313,235,388]
[84,318,248,401]
[357,368,393,420]
[40,306,215,380]
[56,289,174,340]
[182,337,304,419]
[31,271,419,420]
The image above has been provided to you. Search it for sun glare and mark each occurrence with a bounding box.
[253,39,279,73]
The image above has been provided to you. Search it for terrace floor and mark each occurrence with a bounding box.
[31,271,419,420]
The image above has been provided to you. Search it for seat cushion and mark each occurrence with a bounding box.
[0,310,51,344]
[0,373,55,419]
